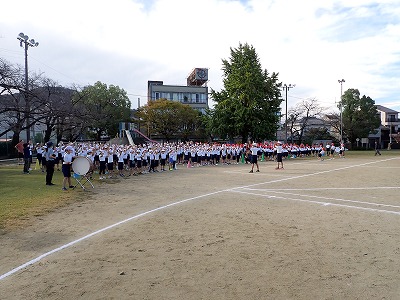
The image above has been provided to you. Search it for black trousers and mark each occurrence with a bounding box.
[46,160,55,184]
[23,158,30,173]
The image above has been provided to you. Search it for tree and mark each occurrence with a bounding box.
[180,107,204,141]
[0,58,22,96]
[0,65,87,146]
[286,98,324,144]
[34,79,78,144]
[0,58,45,147]
[323,112,340,141]
[78,81,131,140]
[341,89,380,145]
[303,127,336,145]
[137,99,200,141]
[202,108,219,141]
[210,43,282,143]
[0,58,26,148]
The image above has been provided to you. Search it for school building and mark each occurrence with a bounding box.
[147,68,209,114]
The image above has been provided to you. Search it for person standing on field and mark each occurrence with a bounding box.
[249,142,260,173]
[45,141,56,185]
[374,141,381,156]
[23,142,30,174]
[275,141,284,170]
[62,146,74,190]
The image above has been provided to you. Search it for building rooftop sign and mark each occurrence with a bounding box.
[187,68,208,86]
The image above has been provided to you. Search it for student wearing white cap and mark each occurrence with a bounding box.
[62,146,75,190]
[98,149,107,179]
[249,142,260,173]
[160,148,167,171]
[275,141,284,170]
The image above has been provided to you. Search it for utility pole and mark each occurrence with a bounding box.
[137,97,141,134]
[17,32,39,142]
[338,79,345,143]
[283,84,295,144]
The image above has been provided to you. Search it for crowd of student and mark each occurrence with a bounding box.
[16,140,345,190]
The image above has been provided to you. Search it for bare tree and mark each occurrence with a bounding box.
[34,79,85,144]
[323,112,340,140]
[286,98,325,144]
[0,59,28,146]
[0,62,85,146]
[0,58,45,146]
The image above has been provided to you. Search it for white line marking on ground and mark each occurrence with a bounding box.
[231,189,400,216]
[228,157,398,191]
[359,166,400,169]
[240,189,400,209]
[223,170,289,177]
[0,190,224,281]
[1,157,398,281]
[245,187,400,191]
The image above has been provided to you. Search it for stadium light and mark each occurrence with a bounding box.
[17,32,39,142]
[283,84,295,144]
[338,79,345,143]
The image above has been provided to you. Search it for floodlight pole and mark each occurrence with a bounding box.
[17,32,39,142]
[283,84,295,144]
[338,79,345,144]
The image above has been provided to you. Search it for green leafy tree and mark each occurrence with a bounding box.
[341,88,380,144]
[137,99,199,141]
[78,81,131,140]
[210,43,282,143]
[180,108,204,141]
[202,108,219,141]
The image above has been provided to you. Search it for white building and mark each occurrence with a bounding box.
[147,68,209,114]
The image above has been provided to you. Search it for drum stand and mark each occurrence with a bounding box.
[72,156,95,190]
[73,173,94,190]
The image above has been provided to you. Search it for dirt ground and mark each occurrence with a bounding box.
[1,154,400,299]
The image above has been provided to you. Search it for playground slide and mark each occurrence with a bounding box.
[125,130,134,146]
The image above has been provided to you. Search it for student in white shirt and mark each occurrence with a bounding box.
[117,150,125,177]
[62,146,74,190]
[249,142,260,173]
[275,141,284,170]
[160,148,167,171]
[99,150,107,179]
[107,149,114,178]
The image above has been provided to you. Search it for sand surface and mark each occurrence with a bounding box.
[1,155,400,299]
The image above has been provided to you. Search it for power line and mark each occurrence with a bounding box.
[286,94,337,107]
[2,46,338,108]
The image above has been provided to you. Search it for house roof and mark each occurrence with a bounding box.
[298,116,325,125]
[376,105,399,114]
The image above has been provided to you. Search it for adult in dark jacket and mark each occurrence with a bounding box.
[45,141,56,185]
[374,141,381,156]
[23,143,30,174]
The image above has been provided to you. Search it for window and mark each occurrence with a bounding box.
[183,93,190,103]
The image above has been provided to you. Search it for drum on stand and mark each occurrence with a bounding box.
[72,156,94,189]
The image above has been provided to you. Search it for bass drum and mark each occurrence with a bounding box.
[72,156,92,176]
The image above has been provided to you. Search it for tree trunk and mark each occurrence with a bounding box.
[44,128,53,143]
[11,132,21,149]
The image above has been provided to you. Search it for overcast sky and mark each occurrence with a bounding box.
[1,0,400,113]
